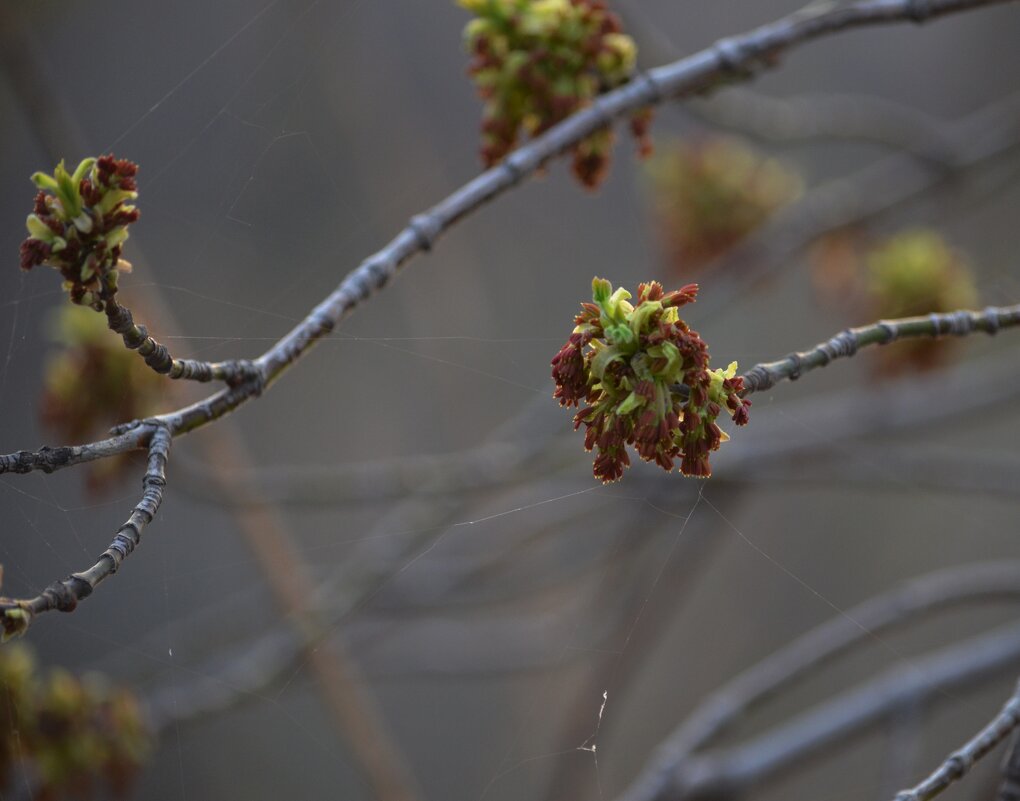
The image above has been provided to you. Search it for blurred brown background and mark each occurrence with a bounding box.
[2,1,1020,800]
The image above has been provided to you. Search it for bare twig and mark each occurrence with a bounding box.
[692,88,957,162]
[171,396,567,507]
[102,293,259,384]
[618,0,959,161]
[891,680,1020,801]
[739,304,1020,395]
[197,431,422,801]
[997,730,1020,801]
[697,91,1020,317]
[617,563,1020,801]
[0,426,171,636]
[0,19,423,796]
[618,622,1020,801]
[736,444,1020,500]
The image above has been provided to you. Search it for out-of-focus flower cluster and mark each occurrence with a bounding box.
[867,230,978,318]
[552,278,749,482]
[646,136,801,272]
[867,230,979,372]
[0,643,150,800]
[40,307,163,492]
[459,0,652,189]
[811,228,980,374]
[19,155,139,310]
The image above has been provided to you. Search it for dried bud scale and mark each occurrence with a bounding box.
[459,0,652,189]
[552,277,749,482]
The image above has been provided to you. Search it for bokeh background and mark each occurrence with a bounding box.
[2,1,1020,800]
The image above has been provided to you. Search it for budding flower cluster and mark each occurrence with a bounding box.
[459,0,652,189]
[19,155,140,310]
[0,643,150,799]
[552,278,750,482]
[646,136,801,272]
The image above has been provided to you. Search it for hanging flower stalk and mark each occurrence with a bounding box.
[459,0,652,189]
[552,278,750,482]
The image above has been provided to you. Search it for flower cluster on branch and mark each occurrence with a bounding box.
[19,155,140,310]
[0,643,150,799]
[552,278,749,481]
[459,0,652,188]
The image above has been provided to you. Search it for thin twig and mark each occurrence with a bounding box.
[739,304,1020,395]
[0,426,171,636]
[619,622,1020,801]
[692,88,957,162]
[618,0,958,161]
[0,24,423,796]
[997,730,1020,801]
[2,0,1014,479]
[616,563,1020,801]
[104,293,258,384]
[736,444,1020,500]
[697,91,1020,318]
[891,680,1020,801]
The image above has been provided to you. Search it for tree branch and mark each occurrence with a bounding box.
[616,563,1020,801]
[619,622,1020,801]
[697,90,1020,318]
[997,730,1020,801]
[2,0,1013,479]
[103,293,259,383]
[692,88,958,162]
[0,425,171,636]
[739,304,1020,395]
[891,680,1020,801]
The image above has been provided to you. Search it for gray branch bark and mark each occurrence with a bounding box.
[2,0,1015,481]
[0,426,171,636]
[891,680,1020,801]
[618,623,1020,801]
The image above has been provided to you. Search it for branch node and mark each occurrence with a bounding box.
[985,307,1002,335]
[785,352,803,380]
[502,153,527,184]
[742,364,773,394]
[43,577,82,612]
[227,359,264,393]
[712,37,751,73]
[408,214,440,252]
[636,70,664,104]
[363,258,392,292]
[313,312,335,334]
[947,751,973,778]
